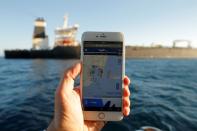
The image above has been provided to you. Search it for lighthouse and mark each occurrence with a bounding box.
[32,18,49,50]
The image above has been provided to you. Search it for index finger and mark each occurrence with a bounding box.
[60,62,82,92]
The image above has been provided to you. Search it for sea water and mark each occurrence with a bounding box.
[0,58,196,131]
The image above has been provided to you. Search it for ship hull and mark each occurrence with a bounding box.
[4,46,80,59]
[5,46,197,59]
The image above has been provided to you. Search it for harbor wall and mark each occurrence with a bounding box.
[126,46,197,58]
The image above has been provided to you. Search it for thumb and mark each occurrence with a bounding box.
[59,62,82,92]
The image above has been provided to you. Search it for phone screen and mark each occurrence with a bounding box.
[82,41,123,111]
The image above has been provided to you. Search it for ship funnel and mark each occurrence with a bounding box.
[32,18,49,50]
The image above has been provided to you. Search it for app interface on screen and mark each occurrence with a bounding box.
[83,41,123,111]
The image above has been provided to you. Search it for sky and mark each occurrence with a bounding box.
[1,0,197,55]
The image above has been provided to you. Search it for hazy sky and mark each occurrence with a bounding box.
[1,0,197,55]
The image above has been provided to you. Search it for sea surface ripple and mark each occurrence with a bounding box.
[0,58,197,131]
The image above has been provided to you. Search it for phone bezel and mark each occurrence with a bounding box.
[81,31,125,121]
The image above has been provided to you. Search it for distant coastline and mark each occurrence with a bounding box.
[126,46,197,59]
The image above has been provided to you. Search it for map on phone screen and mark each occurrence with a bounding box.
[83,41,123,111]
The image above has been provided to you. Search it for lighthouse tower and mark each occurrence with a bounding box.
[32,18,49,50]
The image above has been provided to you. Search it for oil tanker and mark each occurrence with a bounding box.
[4,15,197,59]
[4,16,80,59]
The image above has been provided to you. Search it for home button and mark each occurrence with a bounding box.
[98,113,105,119]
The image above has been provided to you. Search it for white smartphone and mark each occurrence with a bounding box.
[81,31,125,121]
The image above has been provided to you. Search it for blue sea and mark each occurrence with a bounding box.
[0,57,197,131]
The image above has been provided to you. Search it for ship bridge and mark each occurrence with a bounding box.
[54,15,79,47]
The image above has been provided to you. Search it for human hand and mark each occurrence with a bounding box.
[47,62,131,131]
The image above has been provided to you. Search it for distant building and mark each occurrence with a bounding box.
[151,42,163,48]
[173,40,192,48]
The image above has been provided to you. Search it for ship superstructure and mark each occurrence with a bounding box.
[54,15,79,47]
[4,14,80,59]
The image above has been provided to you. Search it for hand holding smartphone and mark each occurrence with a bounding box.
[81,32,125,121]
